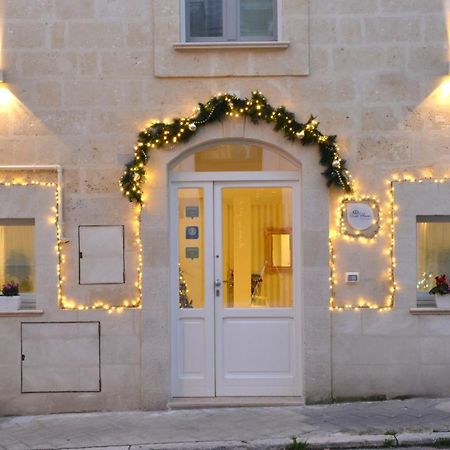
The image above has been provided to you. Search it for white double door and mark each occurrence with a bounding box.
[171,179,301,397]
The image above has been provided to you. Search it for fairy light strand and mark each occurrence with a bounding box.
[0,179,142,314]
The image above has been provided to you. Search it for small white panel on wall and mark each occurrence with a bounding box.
[79,225,125,284]
[21,321,100,393]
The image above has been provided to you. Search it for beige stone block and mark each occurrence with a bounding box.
[379,0,442,13]
[127,23,152,48]
[423,15,448,42]
[21,52,78,78]
[332,311,363,335]
[384,47,407,69]
[337,17,362,44]
[365,17,421,43]
[100,51,152,78]
[101,312,142,337]
[361,106,399,131]
[408,47,448,74]
[90,111,139,136]
[4,23,46,49]
[418,365,450,396]
[46,392,106,414]
[364,73,421,103]
[419,316,450,337]
[357,136,411,163]
[5,0,52,18]
[55,0,94,19]
[333,363,420,399]
[35,81,62,108]
[310,17,337,44]
[420,337,447,364]
[50,23,66,49]
[40,110,90,135]
[82,167,122,194]
[335,0,378,14]
[67,23,125,49]
[302,267,330,308]
[310,47,330,72]
[94,0,149,19]
[0,112,10,135]
[63,80,121,107]
[10,108,50,136]
[303,229,329,269]
[101,335,140,365]
[362,309,418,336]
[78,52,99,76]
[0,364,21,394]
[101,364,140,394]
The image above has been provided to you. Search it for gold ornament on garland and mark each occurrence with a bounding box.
[120,91,353,204]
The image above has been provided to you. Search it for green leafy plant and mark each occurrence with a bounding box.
[383,430,399,447]
[2,282,19,296]
[429,274,450,295]
[434,437,450,448]
[285,437,309,450]
[120,91,353,204]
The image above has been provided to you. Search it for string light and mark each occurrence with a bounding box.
[339,195,381,242]
[0,179,142,313]
[120,91,354,204]
[330,174,450,312]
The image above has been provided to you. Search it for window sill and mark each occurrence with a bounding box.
[0,309,44,317]
[410,307,450,315]
[173,41,290,50]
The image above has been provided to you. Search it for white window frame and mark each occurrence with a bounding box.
[181,0,281,43]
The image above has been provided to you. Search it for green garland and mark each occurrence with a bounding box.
[120,91,353,204]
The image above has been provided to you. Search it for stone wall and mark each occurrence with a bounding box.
[0,0,448,413]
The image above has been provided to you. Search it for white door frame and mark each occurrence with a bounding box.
[170,171,302,397]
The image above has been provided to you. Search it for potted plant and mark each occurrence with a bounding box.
[429,274,450,308]
[0,282,21,311]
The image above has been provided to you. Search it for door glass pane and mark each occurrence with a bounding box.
[240,0,275,39]
[222,187,292,308]
[178,188,204,308]
[188,0,223,38]
[0,219,35,293]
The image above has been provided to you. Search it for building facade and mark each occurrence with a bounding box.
[0,0,449,415]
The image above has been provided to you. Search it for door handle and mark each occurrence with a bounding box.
[215,279,222,287]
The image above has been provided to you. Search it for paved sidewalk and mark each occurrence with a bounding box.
[1,398,450,450]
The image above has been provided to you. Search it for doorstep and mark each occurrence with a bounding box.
[168,396,304,409]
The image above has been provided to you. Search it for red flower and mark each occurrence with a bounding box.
[435,274,448,286]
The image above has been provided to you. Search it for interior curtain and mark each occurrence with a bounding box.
[417,222,450,291]
[2,225,34,292]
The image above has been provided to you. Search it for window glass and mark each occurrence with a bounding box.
[0,219,35,293]
[178,188,205,308]
[172,144,298,172]
[417,216,450,292]
[188,0,223,38]
[240,0,274,38]
[186,0,276,41]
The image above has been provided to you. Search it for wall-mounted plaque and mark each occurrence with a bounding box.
[185,247,199,259]
[341,199,380,238]
[185,226,199,239]
[185,206,199,219]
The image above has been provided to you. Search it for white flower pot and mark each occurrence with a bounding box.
[0,296,21,311]
[435,294,450,309]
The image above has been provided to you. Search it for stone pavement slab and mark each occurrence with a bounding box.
[0,398,450,449]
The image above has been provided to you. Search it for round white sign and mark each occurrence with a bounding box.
[346,202,374,231]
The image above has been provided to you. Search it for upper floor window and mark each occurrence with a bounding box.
[185,0,277,42]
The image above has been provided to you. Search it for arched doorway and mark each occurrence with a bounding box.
[169,141,302,397]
